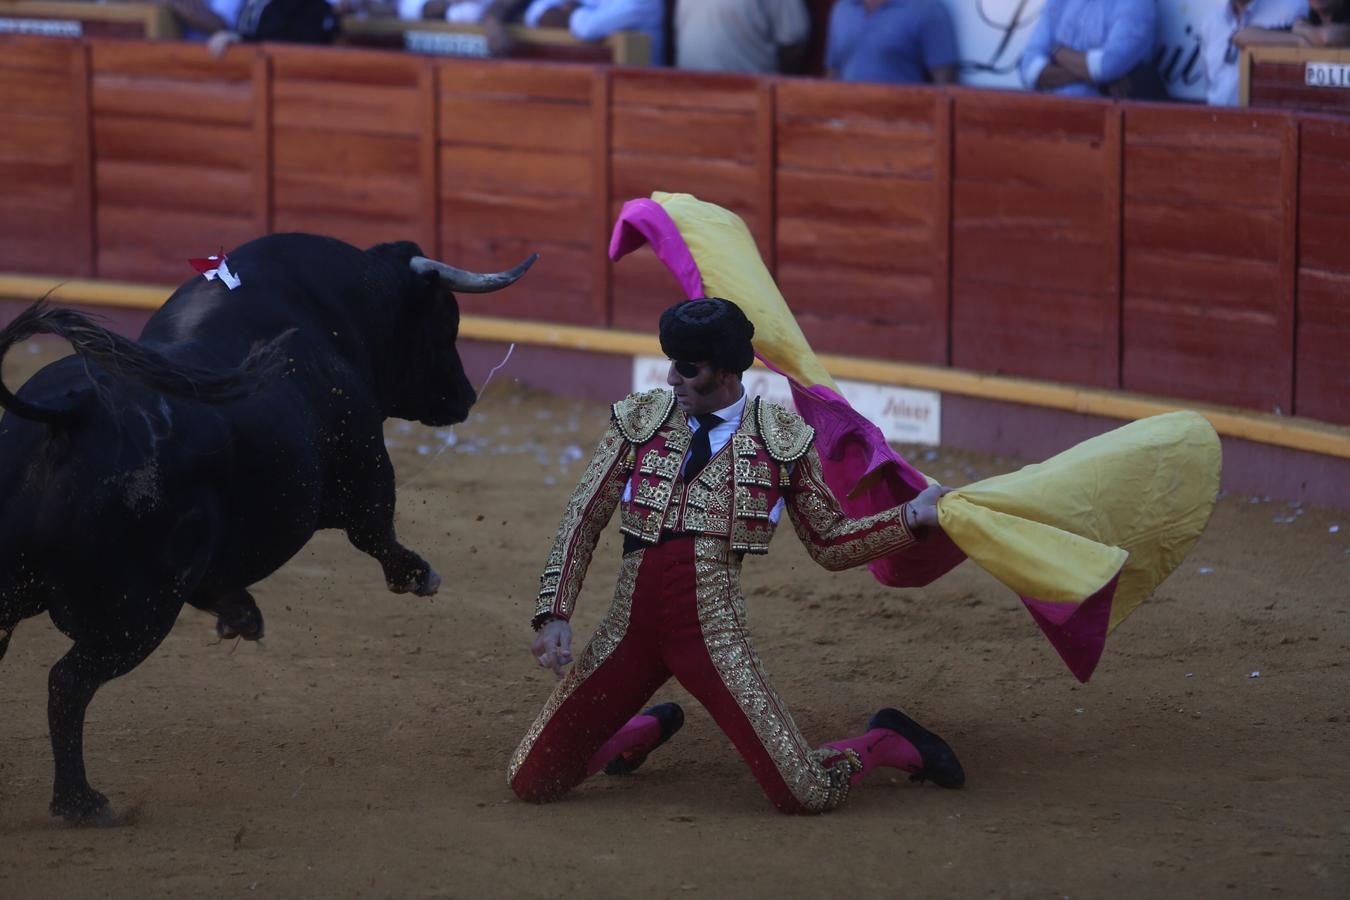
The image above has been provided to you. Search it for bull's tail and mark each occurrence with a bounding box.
[0,300,292,425]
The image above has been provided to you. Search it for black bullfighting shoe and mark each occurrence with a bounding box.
[604,702,685,776]
[869,707,966,789]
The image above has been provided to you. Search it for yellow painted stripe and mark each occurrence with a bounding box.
[3,274,1348,459]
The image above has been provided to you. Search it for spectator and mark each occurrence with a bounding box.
[525,0,666,64]
[1018,0,1164,99]
[825,0,958,85]
[1295,0,1350,45]
[675,0,810,74]
[165,0,244,39]
[1200,0,1306,106]
[202,0,340,53]
[398,0,492,23]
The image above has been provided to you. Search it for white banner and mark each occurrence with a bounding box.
[632,357,942,446]
[950,0,1222,101]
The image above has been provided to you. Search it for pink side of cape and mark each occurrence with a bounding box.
[609,197,1114,680]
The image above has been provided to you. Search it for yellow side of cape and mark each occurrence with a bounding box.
[939,410,1221,630]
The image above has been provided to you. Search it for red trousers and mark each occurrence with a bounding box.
[508,535,859,813]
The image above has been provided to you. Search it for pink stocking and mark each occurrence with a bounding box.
[584,712,664,778]
[825,728,923,785]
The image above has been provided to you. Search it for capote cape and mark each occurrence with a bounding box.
[609,192,1221,682]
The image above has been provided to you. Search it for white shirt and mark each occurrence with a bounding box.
[675,0,810,73]
[621,389,788,523]
[523,0,666,63]
[1201,0,1307,105]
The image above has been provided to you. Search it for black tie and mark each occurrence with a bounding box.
[683,413,723,481]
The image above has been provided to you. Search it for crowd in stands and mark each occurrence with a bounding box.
[145,0,1347,102]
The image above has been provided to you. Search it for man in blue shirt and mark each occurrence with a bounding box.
[1019,0,1161,98]
[826,0,959,84]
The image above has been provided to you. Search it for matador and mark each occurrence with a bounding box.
[507,298,965,813]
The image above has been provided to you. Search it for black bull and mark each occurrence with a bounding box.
[0,233,536,823]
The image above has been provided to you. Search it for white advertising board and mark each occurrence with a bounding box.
[950,0,1224,102]
[632,357,942,446]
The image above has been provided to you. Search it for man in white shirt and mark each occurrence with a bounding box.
[675,0,811,73]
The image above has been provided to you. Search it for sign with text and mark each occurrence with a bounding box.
[632,357,942,446]
[1306,62,1350,88]
[0,17,81,37]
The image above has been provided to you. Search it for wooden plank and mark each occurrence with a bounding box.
[440,191,592,245]
[271,79,421,136]
[1126,249,1281,314]
[611,249,681,331]
[251,51,270,234]
[274,169,423,222]
[439,145,589,195]
[449,239,600,325]
[610,155,757,214]
[953,91,1109,140]
[270,210,418,250]
[610,106,756,162]
[1125,103,1290,151]
[591,67,611,328]
[439,96,592,152]
[0,159,74,198]
[776,262,936,323]
[0,37,75,74]
[0,113,75,160]
[611,70,759,112]
[952,282,1116,387]
[435,58,594,102]
[92,73,253,125]
[1125,144,1282,204]
[0,68,76,115]
[89,39,254,82]
[776,170,935,228]
[933,91,953,367]
[95,160,254,217]
[954,231,1113,295]
[793,310,944,364]
[276,127,420,177]
[92,117,254,168]
[96,206,257,282]
[418,60,437,261]
[776,218,932,274]
[267,44,422,87]
[1125,200,1282,260]
[954,130,1106,193]
[777,117,936,178]
[776,80,937,122]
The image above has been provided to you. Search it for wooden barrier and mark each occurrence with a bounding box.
[1,35,1348,428]
[1243,46,1350,115]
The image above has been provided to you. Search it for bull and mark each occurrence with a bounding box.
[0,232,535,823]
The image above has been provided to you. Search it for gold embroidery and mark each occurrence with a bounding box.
[510,552,643,785]
[755,399,814,463]
[612,389,676,444]
[691,536,854,812]
[786,447,916,571]
[535,421,634,622]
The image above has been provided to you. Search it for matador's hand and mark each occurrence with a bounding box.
[531,619,573,679]
[906,484,954,530]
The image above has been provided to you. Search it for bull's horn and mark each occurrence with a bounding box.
[410,253,539,293]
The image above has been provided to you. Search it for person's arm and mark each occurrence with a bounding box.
[479,0,533,54]
[1234,25,1309,47]
[921,1,959,84]
[532,0,575,27]
[166,0,232,33]
[531,416,634,633]
[1079,0,1157,84]
[567,0,656,41]
[786,446,948,572]
[1018,0,1059,89]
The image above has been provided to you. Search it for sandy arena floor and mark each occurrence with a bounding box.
[1,339,1347,899]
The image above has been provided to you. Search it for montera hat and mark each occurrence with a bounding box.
[658,298,756,375]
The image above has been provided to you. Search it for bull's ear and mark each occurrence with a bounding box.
[409,254,538,294]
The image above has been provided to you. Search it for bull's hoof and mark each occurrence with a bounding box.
[414,568,440,597]
[388,567,440,597]
[216,607,264,641]
[51,788,116,826]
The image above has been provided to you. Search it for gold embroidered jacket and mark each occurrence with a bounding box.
[534,388,919,626]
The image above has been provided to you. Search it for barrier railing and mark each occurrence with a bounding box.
[1243,45,1350,115]
[0,35,1347,427]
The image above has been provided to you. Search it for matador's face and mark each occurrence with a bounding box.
[667,360,742,416]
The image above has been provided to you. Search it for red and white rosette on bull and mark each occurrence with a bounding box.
[187,254,241,290]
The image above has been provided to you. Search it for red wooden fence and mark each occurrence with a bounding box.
[0,35,1346,426]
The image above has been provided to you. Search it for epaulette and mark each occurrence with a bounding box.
[754,398,815,463]
[612,388,677,444]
